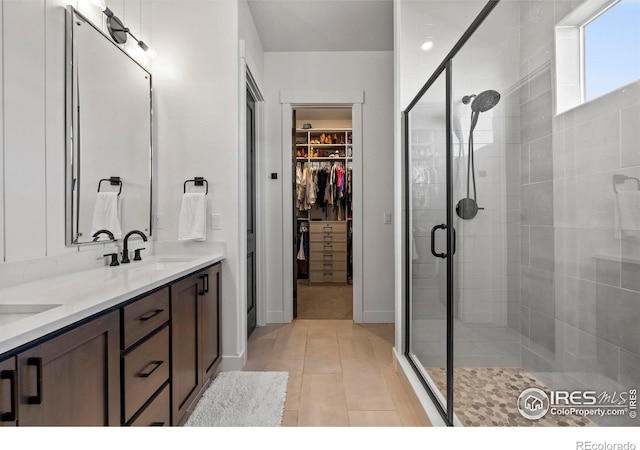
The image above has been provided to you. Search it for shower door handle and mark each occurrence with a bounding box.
[430,224,447,259]
[430,224,456,258]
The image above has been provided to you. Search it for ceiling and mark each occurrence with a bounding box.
[247,0,393,52]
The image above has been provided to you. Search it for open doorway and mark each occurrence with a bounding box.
[293,106,353,320]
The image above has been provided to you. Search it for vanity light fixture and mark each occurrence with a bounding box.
[90,0,154,55]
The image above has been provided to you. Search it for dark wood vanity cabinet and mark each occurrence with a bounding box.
[0,357,17,427]
[17,311,120,426]
[171,263,222,425]
[0,261,221,427]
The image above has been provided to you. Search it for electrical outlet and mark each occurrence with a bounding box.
[152,213,162,229]
[384,212,392,224]
[211,213,221,230]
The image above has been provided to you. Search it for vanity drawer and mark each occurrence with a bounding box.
[309,222,347,234]
[122,287,169,349]
[128,383,170,427]
[123,325,169,423]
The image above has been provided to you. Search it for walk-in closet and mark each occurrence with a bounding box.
[293,107,353,319]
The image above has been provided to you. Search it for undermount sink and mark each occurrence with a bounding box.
[128,256,198,272]
[0,304,62,326]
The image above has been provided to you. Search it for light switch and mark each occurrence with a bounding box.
[211,213,221,230]
[384,212,392,224]
[152,213,162,229]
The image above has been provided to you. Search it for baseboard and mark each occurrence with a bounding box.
[362,310,395,323]
[267,311,286,323]
[217,353,246,371]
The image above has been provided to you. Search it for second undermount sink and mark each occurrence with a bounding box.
[0,304,62,326]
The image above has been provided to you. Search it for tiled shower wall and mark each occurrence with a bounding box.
[518,0,640,418]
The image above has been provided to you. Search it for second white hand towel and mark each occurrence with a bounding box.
[178,193,207,241]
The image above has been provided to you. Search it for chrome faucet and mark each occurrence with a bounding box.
[92,229,115,242]
[121,230,148,263]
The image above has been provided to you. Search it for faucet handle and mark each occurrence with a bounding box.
[103,253,119,266]
[133,248,146,261]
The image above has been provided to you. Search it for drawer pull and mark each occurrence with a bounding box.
[137,360,164,378]
[138,309,164,322]
[150,422,165,427]
[26,357,43,405]
[0,370,17,422]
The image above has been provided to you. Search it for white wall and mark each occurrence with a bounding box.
[151,0,249,369]
[0,0,259,371]
[263,50,395,323]
[0,0,151,286]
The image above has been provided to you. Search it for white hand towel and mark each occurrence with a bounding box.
[90,192,122,239]
[178,193,207,241]
[616,191,640,239]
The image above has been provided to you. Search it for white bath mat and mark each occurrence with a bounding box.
[186,371,288,427]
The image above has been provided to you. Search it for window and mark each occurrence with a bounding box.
[555,0,640,113]
[584,0,640,101]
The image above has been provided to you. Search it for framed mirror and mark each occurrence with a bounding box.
[65,6,152,245]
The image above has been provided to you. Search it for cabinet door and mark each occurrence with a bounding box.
[200,264,221,381]
[18,311,120,426]
[0,357,17,427]
[170,273,201,426]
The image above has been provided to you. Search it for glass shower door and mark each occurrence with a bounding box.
[405,69,452,420]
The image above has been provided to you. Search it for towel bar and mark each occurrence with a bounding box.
[613,174,640,193]
[98,177,122,196]
[184,177,209,195]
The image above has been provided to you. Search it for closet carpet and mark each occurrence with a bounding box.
[296,282,353,320]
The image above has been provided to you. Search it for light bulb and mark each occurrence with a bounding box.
[421,40,434,51]
[90,0,107,12]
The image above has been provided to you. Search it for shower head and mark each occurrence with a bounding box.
[471,89,501,113]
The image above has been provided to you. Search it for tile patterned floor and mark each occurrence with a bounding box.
[244,320,431,427]
[427,367,596,427]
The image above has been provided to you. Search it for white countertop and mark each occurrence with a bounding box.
[0,252,224,356]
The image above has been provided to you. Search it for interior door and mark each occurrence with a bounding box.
[247,88,257,337]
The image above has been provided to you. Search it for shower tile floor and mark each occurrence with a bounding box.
[426,367,595,427]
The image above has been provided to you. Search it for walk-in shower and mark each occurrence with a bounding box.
[456,90,501,220]
[404,0,639,427]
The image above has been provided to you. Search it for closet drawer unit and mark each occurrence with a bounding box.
[310,231,347,243]
[123,325,170,423]
[310,241,347,253]
[310,251,347,263]
[309,270,348,284]
[309,221,347,234]
[128,383,170,427]
[122,287,169,350]
[315,261,347,273]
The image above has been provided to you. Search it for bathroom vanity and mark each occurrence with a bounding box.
[0,254,223,426]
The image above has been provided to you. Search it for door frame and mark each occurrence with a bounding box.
[280,91,364,323]
[239,42,267,340]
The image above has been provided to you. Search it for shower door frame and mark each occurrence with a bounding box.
[402,0,501,426]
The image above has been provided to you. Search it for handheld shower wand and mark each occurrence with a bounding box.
[456,90,501,220]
